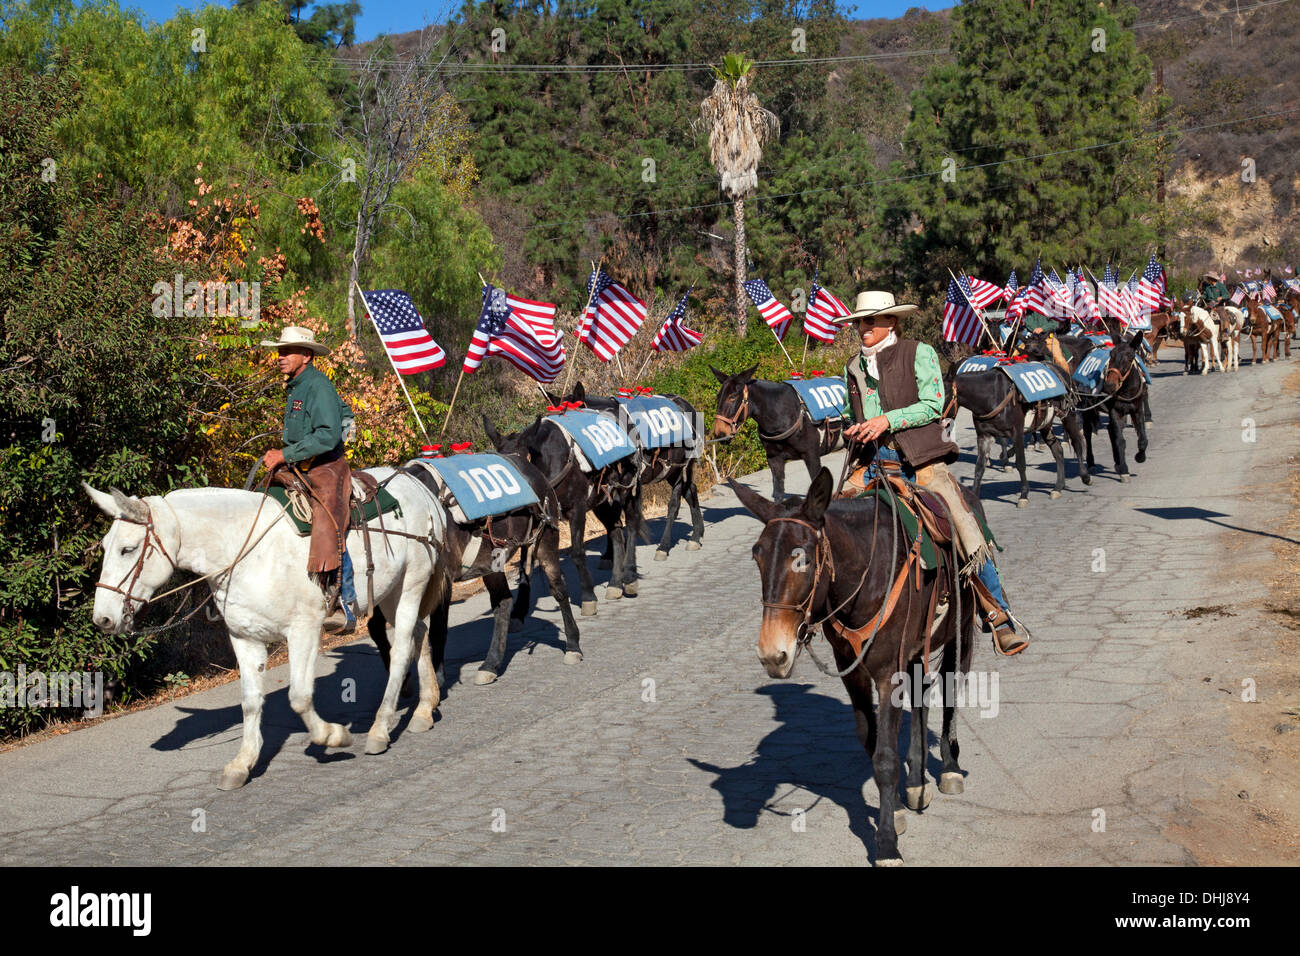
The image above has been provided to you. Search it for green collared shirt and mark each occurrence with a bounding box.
[281,364,345,464]
[1202,281,1229,304]
[841,342,945,432]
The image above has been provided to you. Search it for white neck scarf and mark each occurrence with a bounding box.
[859,331,898,379]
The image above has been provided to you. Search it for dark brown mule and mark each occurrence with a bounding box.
[1140,309,1178,364]
[731,468,978,865]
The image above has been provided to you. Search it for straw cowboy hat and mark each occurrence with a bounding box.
[833,290,920,324]
[259,325,330,356]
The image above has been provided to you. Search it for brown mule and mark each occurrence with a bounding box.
[732,468,979,865]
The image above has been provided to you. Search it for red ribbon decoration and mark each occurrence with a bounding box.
[789,372,803,379]
[451,441,473,453]
[617,388,634,397]
[810,369,824,377]
[563,400,583,410]
[637,386,653,395]
[546,404,563,413]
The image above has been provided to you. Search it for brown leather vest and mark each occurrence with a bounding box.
[845,338,958,470]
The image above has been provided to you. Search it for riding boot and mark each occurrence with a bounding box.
[969,564,1027,656]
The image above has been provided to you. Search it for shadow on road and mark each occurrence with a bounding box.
[687,683,940,865]
[1135,505,1300,546]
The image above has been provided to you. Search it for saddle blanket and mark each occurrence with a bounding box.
[545,408,637,471]
[784,377,848,423]
[406,453,539,523]
[955,354,1001,375]
[1082,333,1113,347]
[1262,304,1285,323]
[267,483,402,537]
[614,395,701,457]
[1000,361,1067,401]
[1072,348,1152,393]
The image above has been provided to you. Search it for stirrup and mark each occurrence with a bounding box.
[987,609,1028,656]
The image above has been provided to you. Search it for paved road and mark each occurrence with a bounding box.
[3,356,1297,865]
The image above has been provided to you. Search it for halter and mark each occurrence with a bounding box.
[758,517,836,647]
[712,384,750,437]
[94,498,179,630]
[1103,355,1142,401]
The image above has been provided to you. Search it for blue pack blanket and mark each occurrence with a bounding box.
[546,409,637,471]
[614,395,701,457]
[409,453,539,523]
[956,354,1001,375]
[1001,361,1067,402]
[1262,304,1285,323]
[1072,348,1151,394]
[784,377,849,423]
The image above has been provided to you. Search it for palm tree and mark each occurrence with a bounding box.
[697,53,779,335]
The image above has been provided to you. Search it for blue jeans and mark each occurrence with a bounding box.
[340,550,357,607]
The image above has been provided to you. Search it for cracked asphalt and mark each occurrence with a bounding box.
[2,355,1296,865]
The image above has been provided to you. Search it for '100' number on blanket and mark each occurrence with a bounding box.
[462,463,525,504]
[581,418,629,455]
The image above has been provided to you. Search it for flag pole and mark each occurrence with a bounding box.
[563,257,603,394]
[439,368,466,440]
[353,280,431,443]
[634,348,656,383]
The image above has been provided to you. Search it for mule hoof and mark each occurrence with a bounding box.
[685,541,702,551]
[938,772,965,795]
[876,855,904,867]
[364,734,389,755]
[216,768,249,791]
[581,601,598,617]
[1135,451,1146,463]
[408,712,435,734]
[623,581,637,597]
[508,617,524,633]
[605,586,623,601]
[1016,498,1028,509]
[564,650,583,665]
[904,784,933,812]
[326,725,353,749]
[1119,473,1130,483]
[654,551,668,562]
[1082,475,1092,486]
[598,558,612,570]
[893,808,908,835]
[1049,490,1061,499]
[474,669,498,686]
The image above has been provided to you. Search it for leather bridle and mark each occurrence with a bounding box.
[94,499,179,631]
[1103,355,1142,402]
[713,384,750,438]
[758,517,836,648]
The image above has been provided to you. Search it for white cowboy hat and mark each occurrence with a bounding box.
[834,290,919,324]
[259,325,330,356]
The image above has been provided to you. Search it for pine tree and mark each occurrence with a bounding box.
[902,0,1168,285]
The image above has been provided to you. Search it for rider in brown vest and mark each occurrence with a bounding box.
[835,291,1025,655]
[260,326,352,613]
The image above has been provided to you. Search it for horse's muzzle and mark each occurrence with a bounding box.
[758,611,801,679]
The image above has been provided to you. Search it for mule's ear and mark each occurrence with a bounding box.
[82,483,120,518]
[544,390,561,406]
[108,486,149,522]
[802,468,833,523]
[709,365,729,385]
[572,381,585,402]
[483,415,505,451]
[1129,330,1145,348]
[728,478,777,524]
[740,364,759,382]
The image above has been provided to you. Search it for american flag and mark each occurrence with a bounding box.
[803,274,851,343]
[1003,269,1018,303]
[651,288,702,352]
[1286,278,1300,293]
[577,268,647,362]
[966,275,1004,310]
[1072,268,1102,325]
[744,278,794,340]
[1230,285,1246,305]
[1262,279,1277,302]
[463,284,566,383]
[1124,274,1151,330]
[943,275,983,346]
[362,289,446,374]
[1135,254,1171,312]
[1008,258,1050,321]
[1096,263,1123,318]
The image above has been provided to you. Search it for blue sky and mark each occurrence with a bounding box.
[116,1,958,45]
